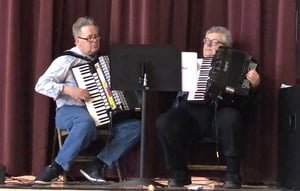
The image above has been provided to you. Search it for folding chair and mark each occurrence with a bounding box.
[53,126,122,183]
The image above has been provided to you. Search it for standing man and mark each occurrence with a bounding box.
[34,17,141,184]
[156,26,260,189]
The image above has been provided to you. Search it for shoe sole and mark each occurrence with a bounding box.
[34,177,58,185]
[79,169,106,183]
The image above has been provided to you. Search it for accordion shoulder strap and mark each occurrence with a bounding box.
[61,50,101,63]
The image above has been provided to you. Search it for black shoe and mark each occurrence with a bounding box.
[34,163,63,184]
[223,173,241,189]
[80,158,106,183]
[168,169,191,187]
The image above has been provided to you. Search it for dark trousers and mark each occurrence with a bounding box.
[156,102,244,175]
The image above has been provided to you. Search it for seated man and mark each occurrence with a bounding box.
[34,16,141,184]
[156,26,260,189]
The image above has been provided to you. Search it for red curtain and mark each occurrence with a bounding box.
[0,0,296,184]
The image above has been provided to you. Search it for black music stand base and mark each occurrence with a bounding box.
[103,177,166,189]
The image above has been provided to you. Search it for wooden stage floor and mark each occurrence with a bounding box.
[0,176,282,191]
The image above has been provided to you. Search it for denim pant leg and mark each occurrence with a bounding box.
[55,105,97,171]
[97,119,141,167]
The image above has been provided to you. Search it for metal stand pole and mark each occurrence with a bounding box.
[103,64,165,189]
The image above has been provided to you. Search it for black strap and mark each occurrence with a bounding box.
[61,50,94,62]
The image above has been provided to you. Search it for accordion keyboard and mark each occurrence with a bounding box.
[187,57,213,101]
[72,62,111,127]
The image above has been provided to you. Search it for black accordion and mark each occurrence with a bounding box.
[71,55,141,127]
[187,46,258,102]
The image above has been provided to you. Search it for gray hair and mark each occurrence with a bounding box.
[72,17,99,37]
[206,26,233,47]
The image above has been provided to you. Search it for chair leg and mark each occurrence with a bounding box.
[51,128,58,163]
[115,162,122,182]
[61,173,67,184]
[55,128,66,183]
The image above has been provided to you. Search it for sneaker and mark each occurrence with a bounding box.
[34,164,62,184]
[168,169,191,187]
[80,159,106,183]
[223,173,241,189]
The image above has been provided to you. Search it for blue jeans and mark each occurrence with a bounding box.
[97,118,141,167]
[54,105,141,171]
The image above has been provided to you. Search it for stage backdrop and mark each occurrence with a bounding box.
[0,0,296,185]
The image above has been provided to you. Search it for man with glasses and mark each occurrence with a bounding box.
[156,26,260,189]
[34,17,141,184]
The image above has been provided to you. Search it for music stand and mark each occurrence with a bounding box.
[106,44,181,188]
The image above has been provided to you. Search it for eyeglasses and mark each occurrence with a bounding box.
[203,38,225,46]
[77,35,101,42]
